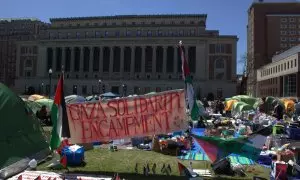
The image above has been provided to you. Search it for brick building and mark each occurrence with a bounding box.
[0,18,47,87]
[247,1,300,96]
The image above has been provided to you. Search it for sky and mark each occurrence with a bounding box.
[1,0,255,74]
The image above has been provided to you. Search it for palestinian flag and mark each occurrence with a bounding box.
[177,162,198,178]
[179,41,199,121]
[60,154,67,168]
[50,73,71,150]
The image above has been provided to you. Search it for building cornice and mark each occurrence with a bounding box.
[50,14,207,22]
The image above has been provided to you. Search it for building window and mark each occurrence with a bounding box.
[179,30,184,36]
[280,24,287,29]
[85,31,89,38]
[94,23,98,26]
[155,87,161,92]
[126,30,131,36]
[112,22,116,26]
[168,31,173,36]
[190,29,195,36]
[291,60,293,68]
[290,31,296,35]
[290,37,296,42]
[281,37,287,42]
[82,85,87,95]
[215,58,224,69]
[284,63,286,70]
[67,32,71,38]
[105,31,108,37]
[25,71,31,77]
[85,23,90,26]
[289,18,295,22]
[281,18,287,22]
[103,22,107,26]
[147,30,152,37]
[77,24,80,27]
[25,59,32,67]
[190,21,194,24]
[95,31,100,37]
[137,30,141,36]
[132,22,136,25]
[217,88,223,98]
[295,59,297,67]
[115,31,120,37]
[158,30,163,36]
[280,31,286,35]
[76,32,80,38]
[290,24,296,29]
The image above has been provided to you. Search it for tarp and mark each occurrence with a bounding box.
[28,94,46,101]
[0,83,49,179]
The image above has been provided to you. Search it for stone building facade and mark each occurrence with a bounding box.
[14,14,238,98]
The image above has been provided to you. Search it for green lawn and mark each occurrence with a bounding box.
[39,127,270,180]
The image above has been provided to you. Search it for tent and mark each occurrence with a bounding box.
[232,101,254,114]
[65,95,86,104]
[86,95,100,102]
[231,95,259,107]
[36,98,53,111]
[28,94,46,101]
[225,99,238,111]
[24,100,43,114]
[100,92,120,98]
[0,83,49,179]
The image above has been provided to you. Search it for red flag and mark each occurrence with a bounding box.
[60,154,67,168]
[17,175,22,180]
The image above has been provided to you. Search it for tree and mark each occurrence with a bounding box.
[238,53,248,75]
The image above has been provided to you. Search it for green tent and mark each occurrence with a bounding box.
[24,100,42,114]
[0,83,50,179]
[232,101,254,114]
[36,98,53,111]
[231,95,259,107]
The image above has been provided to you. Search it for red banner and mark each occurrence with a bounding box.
[67,89,187,143]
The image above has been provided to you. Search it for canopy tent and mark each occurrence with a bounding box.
[65,95,86,104]
[27,94,46,101]
[232,101,254,114]
[0,83,49,179]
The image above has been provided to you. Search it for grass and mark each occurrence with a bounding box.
[39,127,271,180]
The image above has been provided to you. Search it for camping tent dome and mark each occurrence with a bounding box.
[0,83,49,179]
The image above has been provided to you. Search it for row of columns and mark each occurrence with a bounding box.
[48,46,191,77]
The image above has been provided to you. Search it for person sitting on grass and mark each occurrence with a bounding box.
[36,105,51,125]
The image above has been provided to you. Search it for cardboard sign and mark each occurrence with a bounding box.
[67,89,187,143]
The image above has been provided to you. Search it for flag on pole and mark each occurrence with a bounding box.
[50,73,71,150]
[179,41,199,121]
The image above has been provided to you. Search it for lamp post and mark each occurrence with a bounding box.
[98,79,102,95]
[122,84,127,97]
[48,68,52,98]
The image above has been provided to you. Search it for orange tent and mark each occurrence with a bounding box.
[28,94,46,101]
[225,99,238,111]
